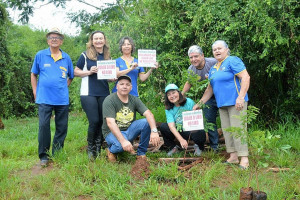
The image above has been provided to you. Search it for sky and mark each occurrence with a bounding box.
[8,0,116,36]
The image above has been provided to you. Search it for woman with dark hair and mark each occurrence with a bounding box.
[160,84,206,157]
[111,36,158,96]
[74,31,111,160]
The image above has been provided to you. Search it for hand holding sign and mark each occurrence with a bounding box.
[138,49,156,67]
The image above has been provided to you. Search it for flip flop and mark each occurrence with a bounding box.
[222,160,239,165]
[239,164,249,170]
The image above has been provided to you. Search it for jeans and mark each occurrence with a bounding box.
[160,123,206,150]
[203,97,219,150]
[105,118,150,156]
[38,104,69,160]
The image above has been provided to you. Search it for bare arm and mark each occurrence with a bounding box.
[143,110,160,146]
[139,62,159,82]
[182,81,192,96]
[235,70,250,111]
[74,66,98,77]
[168,122,188,149]
[30,73,38,100]
[106,117,134,153]
[67,78,73,86]
[193,84,213,110]
[116,62,138,77]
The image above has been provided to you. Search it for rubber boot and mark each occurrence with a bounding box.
[95,134,103,158]
[87,132,96,161]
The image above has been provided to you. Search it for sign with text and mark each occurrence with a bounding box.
[97,60,116,79]
[182,110,204,131]
[138,49,156,67]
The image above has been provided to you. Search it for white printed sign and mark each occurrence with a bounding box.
[138,49,156,67]
[97,60,116,79]
[182,110,204,131]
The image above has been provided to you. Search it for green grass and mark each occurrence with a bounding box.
[0,112,299,199]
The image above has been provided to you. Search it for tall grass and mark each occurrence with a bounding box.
[0,112,299,199]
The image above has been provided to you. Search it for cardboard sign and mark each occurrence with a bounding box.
[97,60,116,79]
[138,49,156,67]
[182,110,204,131]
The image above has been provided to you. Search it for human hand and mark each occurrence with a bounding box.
[130,62,138,70]
[153,62,159,69]
[89,66,98,74]
[150,132,160,146]
[121,140,135,154]
[235,97,244,111]
[179,139,188,149]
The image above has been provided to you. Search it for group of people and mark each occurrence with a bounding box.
[31,28,250,170]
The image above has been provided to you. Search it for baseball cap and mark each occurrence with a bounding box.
[46,27,64,39]
[165,84,179,93]
[117,75,132,83]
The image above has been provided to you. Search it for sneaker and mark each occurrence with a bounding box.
[194,144,202,156]
[167,145,179,157]
[106,148,117,163]
[40,159,49,167]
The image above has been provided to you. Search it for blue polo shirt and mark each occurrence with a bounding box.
[166,98,195,125]
[31,48,74,105]
[209,56,248,108]
[111,57,145,97]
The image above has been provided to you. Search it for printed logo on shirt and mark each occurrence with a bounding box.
[44,64,51,67]
[116,106,134,129]
[60,66,67,71]
[221,66,226,71]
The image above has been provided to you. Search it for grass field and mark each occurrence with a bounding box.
[0,112,299,199]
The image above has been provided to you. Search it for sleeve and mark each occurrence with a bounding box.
[31,53,40,75]
[186,98,195,110]
[102,97,117,119]
[187,66,194,75]
[76,53,85,70]
[230,56,246,75]
[165,109,175,123]
[134,96,148,115]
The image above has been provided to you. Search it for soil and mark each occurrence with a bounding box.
[252,191,267,200]
[0,117,4,129]
[239,187,253,200]
[130,157,151,181]
[31,161,54,176]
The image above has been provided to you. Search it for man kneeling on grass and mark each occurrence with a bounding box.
[102,75,160,162]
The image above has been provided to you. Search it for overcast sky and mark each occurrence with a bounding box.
[8,0,116,36]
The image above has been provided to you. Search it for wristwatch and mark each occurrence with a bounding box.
[151,128,158,133]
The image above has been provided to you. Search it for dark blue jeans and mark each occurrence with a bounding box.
[38,104,69,160]
[105,118,151,156]
[203,97,219,150]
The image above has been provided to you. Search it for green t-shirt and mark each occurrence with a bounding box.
[102,93,148,138]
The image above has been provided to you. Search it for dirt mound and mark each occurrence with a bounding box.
[0,117,4,129]
[130,156,150,180]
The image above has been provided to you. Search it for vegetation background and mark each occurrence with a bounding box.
[0,0,299,199]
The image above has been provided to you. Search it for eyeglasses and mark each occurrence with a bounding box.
[47,36,63,40]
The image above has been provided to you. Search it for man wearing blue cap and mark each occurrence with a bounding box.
[102,75,160,162]
[182,45,219,152]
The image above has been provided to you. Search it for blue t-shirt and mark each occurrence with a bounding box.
[165,98,195,125]
[31,48,74,105]
[111,57,145,96]
[209,56,249,108]
[76,52,110,97]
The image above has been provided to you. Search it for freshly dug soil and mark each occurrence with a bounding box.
[130,156,150,180]
[252,191,267,200]
[0,117,4,129]
[239,187,253,200]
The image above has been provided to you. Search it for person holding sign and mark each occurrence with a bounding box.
[160,84,206,157]
[194,40,250,169]
[74,31,111,160]
[111,36,159,96]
